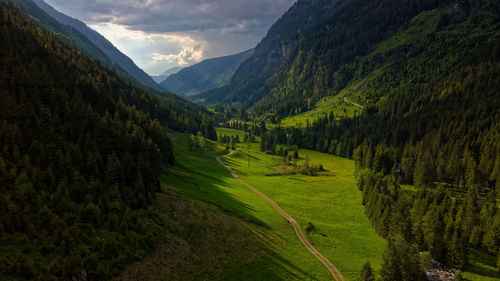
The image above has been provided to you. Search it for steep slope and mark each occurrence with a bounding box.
[15,0,207,117]
[161,49,253,96]
[12,0,112,66]
[197,0,347,106]
[253,0,460,116]
[0,1,220,279]
[30,0,163,91]
[259,1,500,278]
[152,66,182,84]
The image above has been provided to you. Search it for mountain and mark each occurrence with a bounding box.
[160,49,254,96]
[251,0,500,277]
[14,0,210,116]
[0,1,220,279]
[11,0,113,66]
[152,66,183,84]
[251,0,466,116]
[30,0,163,92]
[196,0,347,106]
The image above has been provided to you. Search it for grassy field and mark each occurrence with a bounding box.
[221,141,386,280]
[118,130,302,280]
[460,249,500,281]
[163,131,336,280]
[216,126,252,140]
[279,77,370,127]
[119,127,497,280]
[131,128,384,280]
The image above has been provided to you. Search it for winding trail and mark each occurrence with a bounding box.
[344,97,364,109]
[216,151,344,281]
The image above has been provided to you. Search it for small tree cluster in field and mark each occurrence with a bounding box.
[275,154,324,176]
[188,132,207,155]
[278,147,289,158]
[217,119,268,137]
[218,133,240,144]
[219,133,256,145]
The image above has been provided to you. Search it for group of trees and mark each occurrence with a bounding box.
[217,133,256,150]
[275,153,323,176]
[188,132,207,155]
[265,62,500,279]
[213,106,249,123]
[218,119,268,138]
[0,2,215,280]
[258,3,500,279]
[218,134,240,145]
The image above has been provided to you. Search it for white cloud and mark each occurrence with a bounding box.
[90,23,206,75]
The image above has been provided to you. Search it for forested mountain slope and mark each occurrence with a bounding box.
[18,0,212,120]
[257,1,500,278]
[14,0,163,92]
[253,0,500,117]
[161,49,253,96]
[253,0,455,115]
[12,0,112,68]
[197,0,347,106]
[0,1,215,279]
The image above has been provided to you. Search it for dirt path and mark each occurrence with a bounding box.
[216,152,344,281]
[344,97,364,109]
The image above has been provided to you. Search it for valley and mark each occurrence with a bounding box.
[1,0,498,280]
[135,129,386,280]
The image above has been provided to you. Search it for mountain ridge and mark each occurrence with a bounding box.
[152,66,183,84]
[196,0,347,106]
[161,49,253,96]
[31,0,164,92]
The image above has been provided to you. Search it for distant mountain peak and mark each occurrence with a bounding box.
[160,49,254,97]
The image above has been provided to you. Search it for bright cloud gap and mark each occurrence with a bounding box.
[90,23,205,75]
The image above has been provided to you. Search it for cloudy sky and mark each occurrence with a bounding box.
[43,0,297,75]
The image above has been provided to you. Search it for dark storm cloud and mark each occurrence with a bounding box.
[43,0,296,75]
[44,0,296,35]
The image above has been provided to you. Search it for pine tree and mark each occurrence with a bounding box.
[380,235,426,281]
[359,262,375,281]
[380,238,403,281]
[447,229,468,269]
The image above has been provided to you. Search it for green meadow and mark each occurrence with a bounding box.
[154,128,386,280]
[123,128,498,281]
[221,139,386,279]
[279,78,369,127]
[216,126,253,140]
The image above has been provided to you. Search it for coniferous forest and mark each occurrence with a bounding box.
[253,1,500,278]
[0,1,216,279]
[1,0,499,280]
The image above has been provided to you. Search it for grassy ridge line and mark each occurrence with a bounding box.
[217,152,344,281]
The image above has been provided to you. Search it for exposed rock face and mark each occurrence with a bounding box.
[72,270,88,281]
[426,259,455,281]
